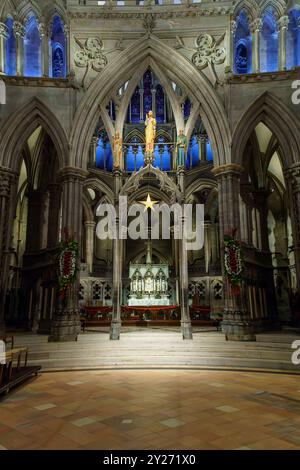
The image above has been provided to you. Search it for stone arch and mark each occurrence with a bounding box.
[120,164,182,204]
[70,34,231,169]
[16,1,43,23]
[83,177,114,204]
[231,92,300,169]
[233,0,258,21]
[0,97,69,172]
[114,57,185,139]
[259,0,286,18]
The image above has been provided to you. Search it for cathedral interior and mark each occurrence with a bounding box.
[0,0,300,452]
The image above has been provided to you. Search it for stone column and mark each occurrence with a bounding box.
[25,191,43,252]
[49,167,88,342]
[204,220,212,273]
[200,135,207,162]
[250,18,262,73]
[0,22,8,75]
[47,183,61,248]
[0,168,17,334]
[278,16,289,71]
[63,24,69,77]
[139,88,144,122]
[284,163,300,290]
[151,88,156,116]
[13,21,25,77]
[212,164,255,341]
[85,221,95,275]
[177,166,192,339]
[230,20,237,73]
[39,22,49,77]
[252,189,271,252]
[110,169,123,340]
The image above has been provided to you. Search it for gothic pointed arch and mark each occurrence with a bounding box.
[232,92,300,169]
[0,97,69,171]
[233,0,258,21]
[70,34,231,169]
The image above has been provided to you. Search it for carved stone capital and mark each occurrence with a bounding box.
[250,18,262,34]
[231,20,237,36]
[38,22,46,38]
[212,163,245,179]
[58,166,89,183]
[0,167,17,197]
[277,15,289,31]
[13,21,26,38]
[285,163,300,193]
[0,22,8,39]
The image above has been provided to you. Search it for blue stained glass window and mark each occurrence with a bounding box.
[260,10,279,72]
[24,16,41,77]
[130,87,140,123]
[52,46,64,78]
[126,146,135,171]
[96,138,105,169]
[234,10,252,74]
[51,16,66,78]
[156,85,165,123]
[143,69,152,120]
[183,98,191,120]
[206,140,213,161]
[186,136,199,169]
[287,9,300,69]
[5,18,16,76]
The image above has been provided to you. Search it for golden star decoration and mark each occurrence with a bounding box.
[139,194,159,211]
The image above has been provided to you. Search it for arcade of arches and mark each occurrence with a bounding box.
[0,0,300,345]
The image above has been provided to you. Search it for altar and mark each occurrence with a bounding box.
[128,263,170,307]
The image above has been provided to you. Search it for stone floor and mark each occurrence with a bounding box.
[1,370,300,450]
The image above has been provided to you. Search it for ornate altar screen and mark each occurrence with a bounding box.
[128,264,170,306]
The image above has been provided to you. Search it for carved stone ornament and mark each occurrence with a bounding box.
[192,33,226,71]
[74,37,108,88]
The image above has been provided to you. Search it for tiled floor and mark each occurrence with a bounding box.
[1,370,300,450]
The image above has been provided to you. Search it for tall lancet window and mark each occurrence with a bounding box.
[5,17,16,76]
[234,10,252,74]
[260,9,279,72]
[51,15,67,78]
[24,15,42,77]
[287,9,300,69]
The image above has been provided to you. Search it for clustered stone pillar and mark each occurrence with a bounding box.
[110,169,123,340]
[13,21,25,77]
[49,167,88,342]
[47,183,61,248]
[278,16,289,71]
[285,163,300,291]
[85,221,95,275]
[0,167,17,334]
[177,166,192,340]
[0,22,8,75]
[39,22,49,78]
[250,18,262,74]
[212,164,255,341]
[230,20,237,73]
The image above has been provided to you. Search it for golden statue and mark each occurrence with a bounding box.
[145,110,156,155]
[113,131,122,169]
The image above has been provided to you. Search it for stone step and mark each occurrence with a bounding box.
[11,330,300,373]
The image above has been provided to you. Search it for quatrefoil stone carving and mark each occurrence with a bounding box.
[74,37,108,87]
[192,34,226,71]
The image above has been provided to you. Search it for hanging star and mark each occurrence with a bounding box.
[139,194,159,212]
